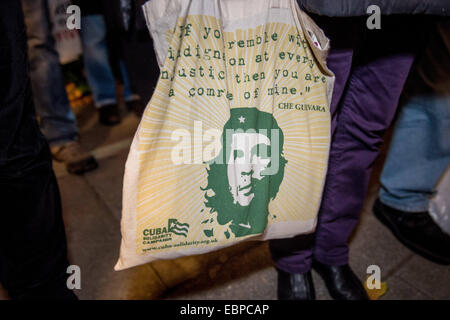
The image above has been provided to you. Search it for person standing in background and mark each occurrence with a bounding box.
[105,0,160,114]
[74,0,144,125]
[374,21,450,265]
[21,0,98,175]
[120,0,160,107]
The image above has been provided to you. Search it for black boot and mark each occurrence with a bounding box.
[373,198,450,265]
[312,260,368,300]
[276,268,315,300]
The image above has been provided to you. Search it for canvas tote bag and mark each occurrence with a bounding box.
[115,0,334,270]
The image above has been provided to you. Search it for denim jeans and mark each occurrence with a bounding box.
[80,15,136,108]
[380,94,450,212]
[21,0,79,147]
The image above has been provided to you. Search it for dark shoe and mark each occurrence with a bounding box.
[373,198,450,265]
[51,141,98,175]
[126,99,145,117]
[312,260,368,300]
[276,268,315,300]
[99,104,121,126]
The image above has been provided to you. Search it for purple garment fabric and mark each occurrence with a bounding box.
[269,16,425,273]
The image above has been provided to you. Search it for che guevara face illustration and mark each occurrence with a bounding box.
[227,132,272,207]
[202,108,287,238]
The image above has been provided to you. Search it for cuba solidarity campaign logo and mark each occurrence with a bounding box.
[202,108,287,239]
[168,219,190,237]
[143,219,190,245]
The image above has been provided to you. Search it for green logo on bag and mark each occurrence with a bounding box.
[168,219,190,237]
[201,108,287,238]
[142,219,190,245]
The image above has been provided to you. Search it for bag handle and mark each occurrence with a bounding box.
[289,0,332,76]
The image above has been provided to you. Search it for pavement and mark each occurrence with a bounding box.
[0,102,449,300]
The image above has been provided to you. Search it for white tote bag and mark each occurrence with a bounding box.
[115,0,334,270]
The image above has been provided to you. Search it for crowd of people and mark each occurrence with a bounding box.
[0,0,448,300]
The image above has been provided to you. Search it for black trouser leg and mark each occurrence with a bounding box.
[0,0,76,300]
